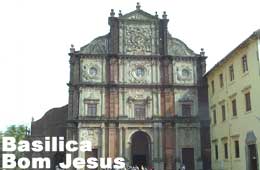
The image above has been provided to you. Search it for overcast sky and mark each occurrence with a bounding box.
[0,0,259,131]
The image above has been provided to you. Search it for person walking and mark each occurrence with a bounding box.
[181,164,186,170]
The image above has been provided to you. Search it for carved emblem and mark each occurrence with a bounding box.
[80,129,88,141]
[135,67,145,77]
[125,25,152,55]
[181,68,191,79]
[177,67,192,81]
[128,64,149,83]
[82,63,100,81]
[89,67,97,76]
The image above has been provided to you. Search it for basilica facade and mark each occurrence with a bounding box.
[67,3,210,170]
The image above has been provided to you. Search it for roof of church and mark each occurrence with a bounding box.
[31,105,68,137]
[80,3,196,56]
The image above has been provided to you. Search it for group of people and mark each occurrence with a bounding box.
[126,164,186,170]
[56,164,186,170]
[179,164,186,170]
[126,165,154,170]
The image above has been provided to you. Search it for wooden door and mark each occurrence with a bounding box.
[85,149,98,170]
[249,144,258,170]
[182,148,195,170]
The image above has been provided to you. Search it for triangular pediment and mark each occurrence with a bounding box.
[120,10,158,21]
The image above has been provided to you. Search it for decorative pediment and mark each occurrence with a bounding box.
[168,33,196,56]
[120,10,158,21]
[80,34,109,54]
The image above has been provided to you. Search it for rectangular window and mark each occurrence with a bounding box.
[242,55,248,72]
[229,65,235,81]
[182,104,192,116]
[215,144,219,160]
[219,74,224,88]
[134,104,146,119]
[245,92,251,112]
[221,105,226,121]
[232,99,237,116]
[211,80,215,94]
[224,143,228,159]
[87,103,97,116]
[213,110,217,125]
[235,140,240,158]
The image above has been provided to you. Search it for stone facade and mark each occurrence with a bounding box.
[66,4,210,170]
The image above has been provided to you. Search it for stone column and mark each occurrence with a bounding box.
[102,57,105,82]
[175,124,180,169]
[68,87,74,120]
[119,90,123,116]
[98,128,102,158]
[78,128,86,170]
[156,59,160,83]
[119,126,123,156]
[101,88,105,117]
[158,125,164,169]
[101,124,106,157]
[125,127,131,166]
[164,123,174,170]
[66,126,77,170]
[196,125,203,170]
[151,60,154,83]
[157,90,161,117]
[153,124,159,169]
[147,97,152,118]
[122,90,126,117]
[108,123,118,158]
[122,127,126,158]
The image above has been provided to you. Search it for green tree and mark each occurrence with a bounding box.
[4,125,27,142]
[0,130,3,144]
[3,125,28,170]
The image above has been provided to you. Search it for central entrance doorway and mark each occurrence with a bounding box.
[182,148,195,170]
[131,131,151,168]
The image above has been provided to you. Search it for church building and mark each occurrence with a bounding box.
[31,3,210,170]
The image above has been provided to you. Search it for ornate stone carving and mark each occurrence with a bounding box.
[126,61,151,83]
[125,24,152,55]
[168,33,196,56]
[176,67,192,81]
[120,9,157,20]
[80,128,98,147]
[176,89,195,102]
[79,31,197,57]
[81,62,101,82]
[80,129,88,141]
[80,34,109,54]
[174,62,194,84]
[127,13,150,20]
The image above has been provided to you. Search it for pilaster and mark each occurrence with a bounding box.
[159,12,169,55]
[108,10,119,54]
[101,124,106,157]
[107,123,119,159]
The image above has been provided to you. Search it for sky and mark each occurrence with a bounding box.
[0,0,259,131]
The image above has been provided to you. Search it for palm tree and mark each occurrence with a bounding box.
[3,125,28,170]
[4,125,27,142]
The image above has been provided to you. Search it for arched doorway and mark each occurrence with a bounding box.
[246,131,259,170]
[131,131,151,168]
